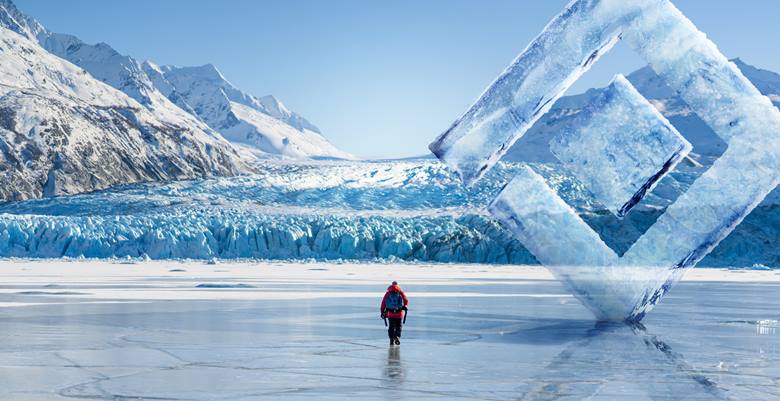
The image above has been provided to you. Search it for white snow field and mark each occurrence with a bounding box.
[0,260,776,400]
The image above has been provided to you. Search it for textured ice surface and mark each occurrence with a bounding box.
[549,74,691,217]
[438,0,780,321]
[0,262,778,401]
[0,211,529,263]
[489,166,617,268]
[0,162,533,264]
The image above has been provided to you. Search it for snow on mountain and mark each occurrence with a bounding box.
[0,25,248,201]
[143,63,353,160]
[1,0,350,161]
[0,0,353,159]
[0,0,242,143]
[505,59,780,163]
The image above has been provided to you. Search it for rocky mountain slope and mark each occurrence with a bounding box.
[143,63,353,160]
[0,23,246,201]
[0,0,350,161]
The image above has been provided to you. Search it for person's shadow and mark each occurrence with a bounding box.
[383,346,405,384]
[515,322,735,400]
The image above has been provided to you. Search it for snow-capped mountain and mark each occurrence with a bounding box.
[0,0,350,161]
[0,16,247,201]
[143,63,353,160]
[505,59,780,163]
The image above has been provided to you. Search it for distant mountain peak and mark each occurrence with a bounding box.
[151,63,352,159]
[0,24,246,201]
[0,0,43,40]
[258,94,292,119]
[174,63,228,82]
[0,0,351,161]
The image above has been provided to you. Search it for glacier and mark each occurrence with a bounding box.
[0,160,776,269]
[0,211,528,263]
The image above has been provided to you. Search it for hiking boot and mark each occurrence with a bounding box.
[394,337,401,345]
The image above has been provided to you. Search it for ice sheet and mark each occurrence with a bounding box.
[0,261,776,401]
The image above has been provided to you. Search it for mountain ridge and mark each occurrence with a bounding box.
[144,62,353,160]
[0,0,351,161]
[0,25,245,201]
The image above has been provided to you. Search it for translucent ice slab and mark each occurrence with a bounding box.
[428,1,654,186]
[549,74,691,217]
[440,0,780,322]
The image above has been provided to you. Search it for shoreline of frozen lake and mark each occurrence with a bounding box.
[0,260,777,400]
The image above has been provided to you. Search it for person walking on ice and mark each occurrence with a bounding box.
[380,281,408,346]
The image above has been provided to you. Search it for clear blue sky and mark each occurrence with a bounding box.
[14,0,780,159]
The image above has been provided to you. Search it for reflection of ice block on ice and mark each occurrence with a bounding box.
[428,1,655,186]
[549,75,691,218]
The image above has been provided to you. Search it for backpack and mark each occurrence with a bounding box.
[385,291,404,312]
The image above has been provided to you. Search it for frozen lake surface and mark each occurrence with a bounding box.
[0,261,777,400]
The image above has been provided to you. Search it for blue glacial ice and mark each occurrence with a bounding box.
[0,210,530,263]
[549,74,691,218]
[0,162,532,264]
[0,160,776,269]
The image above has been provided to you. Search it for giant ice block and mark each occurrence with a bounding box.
[435,0,780,321]
[549,74,691,217]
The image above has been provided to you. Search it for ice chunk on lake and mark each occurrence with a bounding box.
[473,0,780,322]
[488,167,678,321]
[549,74,691,217]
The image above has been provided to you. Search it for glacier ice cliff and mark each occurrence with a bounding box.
[0,212,530,263]
[0,161,775,268]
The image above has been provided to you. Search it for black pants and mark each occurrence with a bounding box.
[388,317,403,339]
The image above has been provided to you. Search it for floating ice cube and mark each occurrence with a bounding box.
[488,166,668,321]
[549,74,691,217]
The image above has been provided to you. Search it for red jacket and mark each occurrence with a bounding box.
[380,284,408,319]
